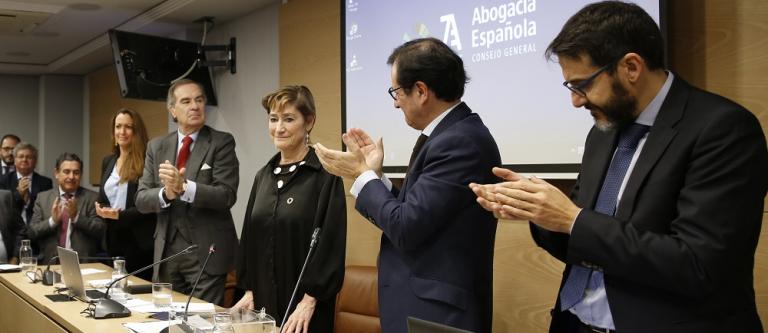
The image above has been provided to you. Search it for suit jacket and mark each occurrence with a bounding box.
[97,154,156,276]
[355,103,501,333]
[28,187,106,263]
[0,189,26,260]
[532,77,767,333]
[0,171,53,222]
[136,125,239,280]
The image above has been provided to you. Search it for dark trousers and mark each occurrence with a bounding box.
[158,234,226,305]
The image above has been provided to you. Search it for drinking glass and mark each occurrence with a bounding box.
[152,282,173,310]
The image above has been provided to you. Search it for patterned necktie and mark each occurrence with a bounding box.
[559,123,650,310]
[176,135,193,169]
[58,193,74,247]
[403,134,428,187]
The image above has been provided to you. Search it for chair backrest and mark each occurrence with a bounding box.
[334,265,380,333]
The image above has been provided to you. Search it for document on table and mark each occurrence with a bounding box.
[127,300,215,314]
[87,278,134,288]
[0,264,21,272]
[122,320,181,333]
[80,268,105,275]
[122,316,212,333]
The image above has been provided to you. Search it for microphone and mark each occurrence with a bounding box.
[183,243,215,321]
[42,255,119,286]
[164,244,215,333]
[280,228,321,332]
[93,244,198,319]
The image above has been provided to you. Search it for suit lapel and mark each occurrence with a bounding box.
[184,126,211,181]
[401,103,470,195]
[159,132,178,177]
[578,127,618,209]
[101,155,117,186]
[615,78,688,220]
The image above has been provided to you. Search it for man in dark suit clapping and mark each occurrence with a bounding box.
[316,38,501,333]
[0,142,53,224]
[471,2,766,332]
[136,79,239,305]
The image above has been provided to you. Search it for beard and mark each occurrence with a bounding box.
[588,79,637,131]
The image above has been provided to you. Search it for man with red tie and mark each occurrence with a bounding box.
[28,153,104,263]
[136,79,239,305]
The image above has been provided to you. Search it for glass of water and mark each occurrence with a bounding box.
[20,256,37,282]
[152,282,173,309]
[213,312,235,333]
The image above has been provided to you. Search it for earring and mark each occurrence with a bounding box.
[305,133,310,146]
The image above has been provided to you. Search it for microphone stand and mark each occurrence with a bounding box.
[280,228,320,332]
[93,244,199,319]
[164,244,216,333]
[42,256,60,286]
[183,244,216,321]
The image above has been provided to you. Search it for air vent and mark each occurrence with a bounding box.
[0,9,51,34]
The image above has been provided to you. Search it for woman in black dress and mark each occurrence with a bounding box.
[232,86,346,333]
[95,108,155,280]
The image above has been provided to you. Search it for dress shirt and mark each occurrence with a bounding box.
[15,172,33,223]
[159,130,199,207]
[1,161,13,175]
[104,165,128,211]
[48,187,79,249]
[570,72,674,329]
[351,102,460,197]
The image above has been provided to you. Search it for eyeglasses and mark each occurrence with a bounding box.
[26,268,43,283]
[562,61,616,97]
[387,86,404,100]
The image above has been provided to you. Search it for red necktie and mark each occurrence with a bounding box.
[58,193,73,247]
[176,135,193,169]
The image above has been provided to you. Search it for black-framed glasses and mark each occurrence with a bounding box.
[25,268,43,283]
[562,61,617,97]
[387,86,404,100]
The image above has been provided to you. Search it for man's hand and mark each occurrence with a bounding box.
[95,202,120,220]
[51,198,61,225]
[230,290,255,312]
[67,197,78,219]
[469,167,526,220]
[159,160,186,200]
[17,176,30,202]
[281,294,317,333]
[314,142,371,179]
[470,167,581,232]
[343,128,384,176]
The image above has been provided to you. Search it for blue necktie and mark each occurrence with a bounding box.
[560,123,650,311]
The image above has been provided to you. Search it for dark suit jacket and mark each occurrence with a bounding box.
[355,103,501,333]
[0,171,53,222]
[28,187,106,263]
[0,189,26,260]
[532,77,767,333]
[97,154,156,277]
[136,125,239,280]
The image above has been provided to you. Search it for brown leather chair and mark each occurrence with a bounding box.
[334,265,381,333]
[223,270,237,308]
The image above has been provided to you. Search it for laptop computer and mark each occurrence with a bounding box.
[57,247,105,302]
[407,317,473,333]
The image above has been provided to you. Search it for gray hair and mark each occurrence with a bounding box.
[13,142,38,159]
[166,79,207,109]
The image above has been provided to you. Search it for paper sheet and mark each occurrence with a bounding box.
[80,268,105,275]
[128,301,215,314]
[87,278,134,288]
[122,320,181,333]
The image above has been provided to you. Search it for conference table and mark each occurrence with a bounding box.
[0,263,210,332]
